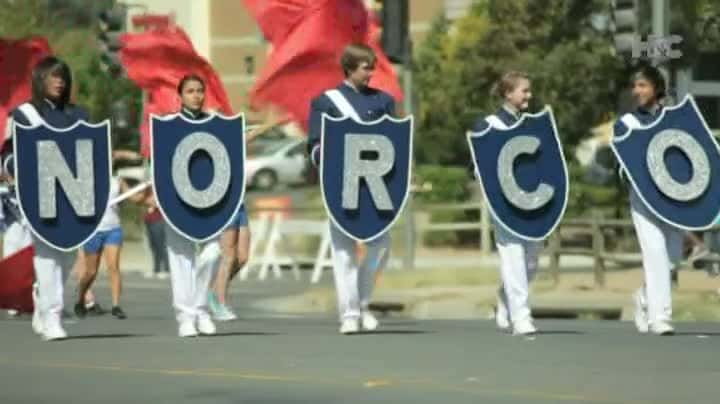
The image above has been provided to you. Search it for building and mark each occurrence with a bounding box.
[126,0,462,122]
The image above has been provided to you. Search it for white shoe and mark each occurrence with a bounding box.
[211,302,238,322]
[197,315,217,335]
[178,321,198,337]
[633,289,649,334]
[42,321,67,341]
[339,319,359,335]
[649,321,675,336]
[32,310,44,335]
[512,319,538,336]
[157,273,169,280]
[143,272,156,279]
[361,312,379,331]
[495,292,511,331]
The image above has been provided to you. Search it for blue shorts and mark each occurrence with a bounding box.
[227,205,249,229]
[84,228,123,254]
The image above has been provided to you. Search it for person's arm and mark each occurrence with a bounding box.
[112,149,143,162]
[307,97,327,167]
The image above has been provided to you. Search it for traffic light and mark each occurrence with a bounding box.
[97,5,127,74]
[379,0,409,64]
[611,0,639,55]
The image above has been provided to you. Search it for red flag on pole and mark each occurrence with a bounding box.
[119,28,233,157]
[0,246,35,313]
[244,0,403,131]
[0,37,52,143]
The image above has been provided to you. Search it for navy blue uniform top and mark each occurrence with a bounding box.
[307,82,395,165]
[613,104,664,182]
[469,106,521,174]
[2,99,89,175]
[613,104,664,135]
[471,105,521,133]
[179,107,209,121]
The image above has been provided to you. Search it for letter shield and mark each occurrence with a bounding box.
[151,113,246,242]
[468,107,569,241]
[612,95,720,230]
[13,120,111,251]
[320,114,413,242]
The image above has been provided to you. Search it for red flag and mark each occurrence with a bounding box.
[0,246,35,313]
[245,0,403,131]
[0,37,52,143]
[119,28,233,157]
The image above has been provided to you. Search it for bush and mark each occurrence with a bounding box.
[414,165,479,246]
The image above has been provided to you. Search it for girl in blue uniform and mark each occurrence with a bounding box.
[2,56,90,341]
[614,65,681,335]
[471,71,540,336]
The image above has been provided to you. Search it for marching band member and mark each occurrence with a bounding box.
[2,56,89,340]
[163,74,221,337]
[307,44,392,335]
[614,65,681,335]
[74,151,144,321]
[471,71,541,336]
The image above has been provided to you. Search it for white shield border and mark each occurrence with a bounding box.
[466,106,570,241]
[12,119,113,252]
[319,113,414,243]
[150,112,246,243]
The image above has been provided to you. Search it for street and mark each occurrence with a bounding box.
[1,276,718,404]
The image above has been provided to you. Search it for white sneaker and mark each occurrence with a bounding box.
[42,321,67,341]
[31,286,43,335]
[339,319,359,335]
[197,315,217,335]
[143,272,156,279]
[178,321,198,338]
[495,292,511,331]
[512,319,538,336]
[633,289,649,334]
[32,310,44,335]
[157,273,169,280]
[360,312,379,331]
[650,321,675,336]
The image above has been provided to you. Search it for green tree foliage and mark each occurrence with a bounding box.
[0,0,140,150]
[414,0,625,167]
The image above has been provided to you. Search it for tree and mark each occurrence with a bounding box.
[0,0,141,150]
[414,0,625,167]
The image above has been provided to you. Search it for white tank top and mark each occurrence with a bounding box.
[97,177,121,232]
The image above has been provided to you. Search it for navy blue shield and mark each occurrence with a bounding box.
[13,120,111,251]
[468,107,569,241]
[151,113,246,242]
[612,96,720,230]
[320,114,413,242]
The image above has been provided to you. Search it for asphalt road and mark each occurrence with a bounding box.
[1,276,719,404]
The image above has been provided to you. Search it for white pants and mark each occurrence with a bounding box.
[4,221,32,258]
[630,190,683,324]
[165,225,218,324]
[329,224,390,322]
[32,236,74,331]
[494,221,542,324]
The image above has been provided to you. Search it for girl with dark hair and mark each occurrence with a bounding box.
[614,64,680,336]
[2,56,90,341]
[470,71,540,336]
[175,74,253,323]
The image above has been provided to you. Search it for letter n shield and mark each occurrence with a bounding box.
[612,96,720,229]
[151,113,246,242]
[320,115,413,242]
[468,108,569,241]
[13,120,111,251]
